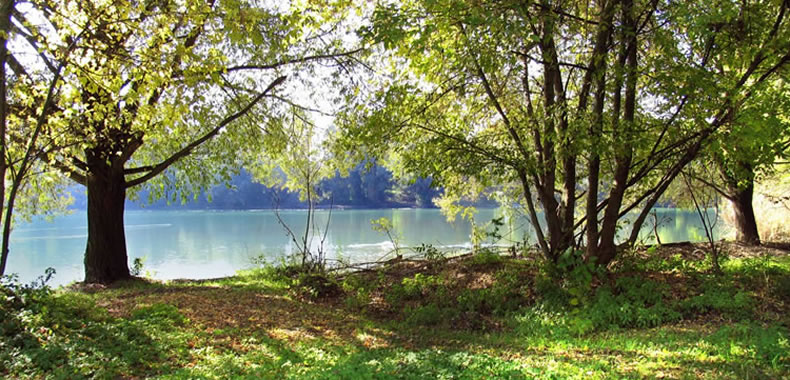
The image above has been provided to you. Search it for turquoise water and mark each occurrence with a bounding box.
[5,208,721,286]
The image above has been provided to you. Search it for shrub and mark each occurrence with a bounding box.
[414,243,446,262]
[341,275,374,310]
[528,270,681,335]
[586,278,681,330]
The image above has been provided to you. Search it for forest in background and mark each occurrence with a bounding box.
[67,162,448,210]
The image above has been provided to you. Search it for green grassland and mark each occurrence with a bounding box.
[2,244,789,379]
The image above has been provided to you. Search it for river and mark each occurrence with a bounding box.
[5,208,722,286]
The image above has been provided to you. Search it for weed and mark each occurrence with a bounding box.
[131,257,148,277]
[414,243,446,262]
[293,272,341,300]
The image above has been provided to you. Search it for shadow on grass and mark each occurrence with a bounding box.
[1,293,188,379]
[41,262,784,379]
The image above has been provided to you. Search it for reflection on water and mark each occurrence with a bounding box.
[6,208,723,286]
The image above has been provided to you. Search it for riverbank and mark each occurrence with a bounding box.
[2,242,789,378]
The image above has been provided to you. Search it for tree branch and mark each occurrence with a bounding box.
[684,170,733,201]
[512,50,590,72]
[10,10,58,74]
[460,24,533,168]
[51,159,87,185]
[124,75,287,188]
[226,48,364,73]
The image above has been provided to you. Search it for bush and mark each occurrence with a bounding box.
[585,278,681,330]
[414,243,446,262]
[529,269,681,335]
[341,275,374,310]
[387,273,448,307]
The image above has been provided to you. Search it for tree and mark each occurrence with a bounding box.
[654,0,790,246]
[337,0,790,266]
[269,113,333,270]
[707,83,790,245]
[0,0,77,276]
[10,0,360,283]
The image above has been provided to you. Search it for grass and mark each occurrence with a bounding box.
[2,243,789,379]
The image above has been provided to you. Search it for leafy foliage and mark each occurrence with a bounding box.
[337,0,790,265]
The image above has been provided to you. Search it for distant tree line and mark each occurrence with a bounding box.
[67,163,444,210]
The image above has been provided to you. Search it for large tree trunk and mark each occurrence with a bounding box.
[728,180,760,245]
[83,160,130,284]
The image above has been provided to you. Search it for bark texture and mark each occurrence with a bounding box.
[83,157,130,284]
[728,181,761,245]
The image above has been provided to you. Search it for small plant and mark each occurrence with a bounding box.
[414,243,445,262]
[471,217,506,253]
[583,277,681,330]
[681,172,724,273]
[293,271,341,300]
[678,277,755,319]
[341,275,374,310]
[405,304,449,326]
[556,249,601,307]
[371,217,402,259]
[455,268,528,316]
[131,257,147,277]
[401,273,442,299]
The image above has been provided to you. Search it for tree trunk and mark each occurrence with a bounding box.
[83,161,130,284]
[729,180,760,245]
[593,0,638,267]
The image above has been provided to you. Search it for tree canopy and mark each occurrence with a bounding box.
[1,0,788,282]
[335,0,790,264]
[4,0,361,282]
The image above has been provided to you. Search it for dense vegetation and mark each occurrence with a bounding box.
[1,0,788,282]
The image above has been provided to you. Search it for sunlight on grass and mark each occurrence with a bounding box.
[3,253,789,379]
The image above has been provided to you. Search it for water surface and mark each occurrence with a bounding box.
[6,208,722,286]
